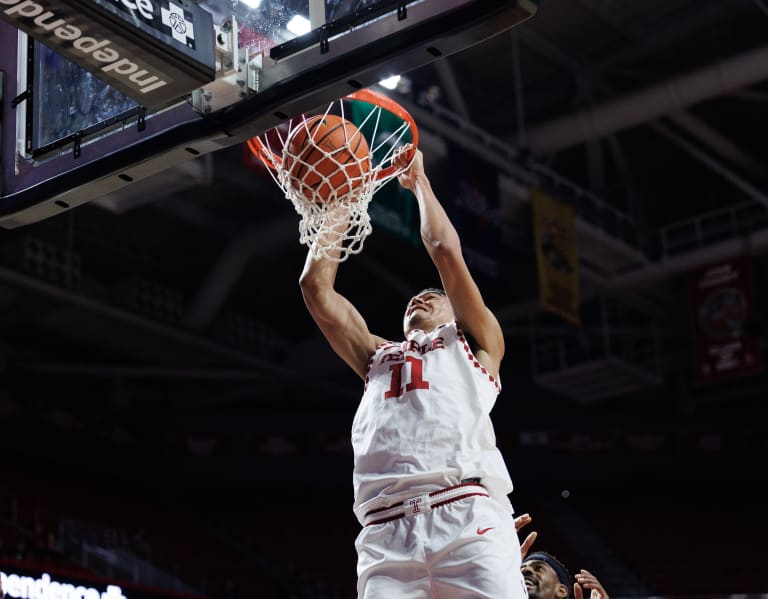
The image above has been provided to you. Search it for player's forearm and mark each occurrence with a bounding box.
[412,173,461,258]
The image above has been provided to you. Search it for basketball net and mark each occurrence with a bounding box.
[248,89,418,262]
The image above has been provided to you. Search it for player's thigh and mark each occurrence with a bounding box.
[430,499,527,599]
[357,569,431,599]
[355,521,430,599]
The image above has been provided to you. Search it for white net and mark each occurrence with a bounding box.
[252,91,416,262]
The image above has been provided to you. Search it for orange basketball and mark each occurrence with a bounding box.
[284,114,371,204]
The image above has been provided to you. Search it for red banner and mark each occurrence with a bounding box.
[690,256,762,382]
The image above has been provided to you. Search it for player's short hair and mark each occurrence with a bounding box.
[414,287,446,297]
[522,551,571,597]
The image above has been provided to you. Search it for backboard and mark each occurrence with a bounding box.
[0,0,539,228]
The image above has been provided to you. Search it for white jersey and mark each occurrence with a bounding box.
[351,321,513,524]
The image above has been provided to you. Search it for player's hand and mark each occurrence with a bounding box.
[573,569,609,599]
[514,513,537,559]
[395,145,422,192]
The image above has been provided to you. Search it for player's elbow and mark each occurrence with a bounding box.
[298,268,314,290]
[298,267,320,298]
[299,273,323,305]
[425,235,462,266]
[488,335,505,363]
[422,224,461,254]
[299,270,333,307]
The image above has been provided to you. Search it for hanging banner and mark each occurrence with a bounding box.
[690,256,762,382]
[531,188,580,324]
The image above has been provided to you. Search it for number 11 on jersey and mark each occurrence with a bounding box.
[384,356,430,399]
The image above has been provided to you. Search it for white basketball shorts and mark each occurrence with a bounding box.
[355,494,527,599]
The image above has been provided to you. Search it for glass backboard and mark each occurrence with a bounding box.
[0,0,539,228]
[31,41,141,156]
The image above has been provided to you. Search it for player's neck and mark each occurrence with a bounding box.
[405,320,450,336]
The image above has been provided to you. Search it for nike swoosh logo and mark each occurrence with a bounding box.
[477,527,495,535]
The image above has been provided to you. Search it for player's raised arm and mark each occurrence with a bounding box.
[395,148,504,378]
[299,228,386,379]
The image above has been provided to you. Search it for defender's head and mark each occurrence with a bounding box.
[521,552,571,599]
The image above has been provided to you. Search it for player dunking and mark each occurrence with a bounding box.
[299,147,526,598]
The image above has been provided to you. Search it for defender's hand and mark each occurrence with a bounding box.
[514,513,538,559]
[574,569,609,599]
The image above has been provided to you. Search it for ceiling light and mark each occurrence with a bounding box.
[286,15,311,35]
[239,0,262,8]
[379,75,401,90]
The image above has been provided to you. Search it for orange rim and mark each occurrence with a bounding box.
[246,88,418,181]
[246,135,282,169]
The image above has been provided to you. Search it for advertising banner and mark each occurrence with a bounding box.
[0,562,211,599]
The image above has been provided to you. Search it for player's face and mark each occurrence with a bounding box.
[403,291,454,333]
[521,560,567,599]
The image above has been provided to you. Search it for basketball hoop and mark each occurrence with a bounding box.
[247,88,419,262]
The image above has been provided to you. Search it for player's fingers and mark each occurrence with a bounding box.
[392,147,404,168]
[514,513,532,531]
[573,583,583,599]
[576,575,608,598]
[520,531,537,558]
[394,143,412,165]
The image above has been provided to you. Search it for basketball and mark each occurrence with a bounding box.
[283,114,371,204]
